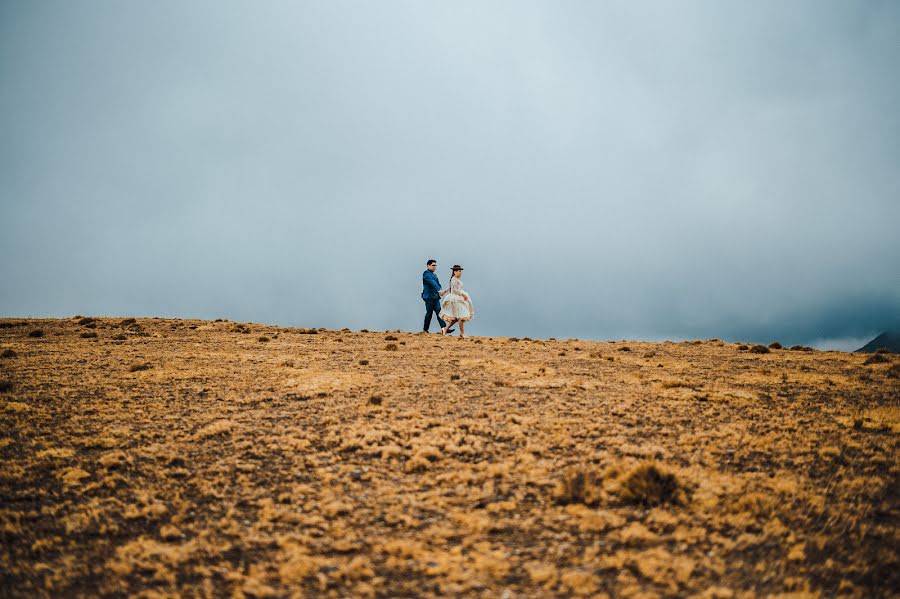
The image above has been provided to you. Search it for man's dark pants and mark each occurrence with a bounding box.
[423,297,446,331]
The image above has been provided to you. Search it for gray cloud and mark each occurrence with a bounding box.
[2,1,898,348]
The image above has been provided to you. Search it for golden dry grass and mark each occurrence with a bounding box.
[0,317,897,598]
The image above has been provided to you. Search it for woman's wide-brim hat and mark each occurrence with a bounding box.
[451,264,464,271]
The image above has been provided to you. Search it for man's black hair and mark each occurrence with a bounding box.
[426,259,437,266]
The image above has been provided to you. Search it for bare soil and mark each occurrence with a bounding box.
[1,318,897,598]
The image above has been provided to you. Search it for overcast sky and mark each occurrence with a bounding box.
[1,1,898,349]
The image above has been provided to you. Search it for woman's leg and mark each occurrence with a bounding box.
[442,318,456,335]
[459,319,466,338]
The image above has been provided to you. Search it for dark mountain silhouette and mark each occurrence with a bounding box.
[855,330,900,354]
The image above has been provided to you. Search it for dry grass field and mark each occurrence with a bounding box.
[0,317,897,598]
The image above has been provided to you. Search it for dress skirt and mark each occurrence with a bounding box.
[440,293,475,322]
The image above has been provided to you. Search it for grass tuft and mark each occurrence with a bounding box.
[750,344,770,354]
[863,353,890,365]
[554,467,604,506]
[128,362,152,372]
[28,329,44,338]
[384,343,398,351]
[619,462,682,506]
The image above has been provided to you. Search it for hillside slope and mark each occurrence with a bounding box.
[856,330,900,354]
[1,318,897,598]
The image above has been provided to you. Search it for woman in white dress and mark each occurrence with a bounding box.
[439,265,475,338]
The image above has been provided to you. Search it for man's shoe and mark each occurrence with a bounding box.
[445,328,456,335]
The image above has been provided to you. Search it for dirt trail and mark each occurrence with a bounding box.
[1,318,897,598]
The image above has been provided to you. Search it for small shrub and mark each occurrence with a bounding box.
[80,332,98,339]
[559,351,566,356]
[886,364,900,379]
[128,362,152,372]
[232,324,251,334]
[876,347,891,354]
[385,335,398,341]
[77,317,95,326]
[297,328,318,335]
[661,380,697,389]
[284,393,312,401]
[450,374,460,381]
[258,336,270,343]
[0,322,15,329]
[790,345,813,351]
[619,462,681,506]
[358,359,369,366]
[0,380,13,393]
[737,344,749,350]
[384,343,398,351]
[28,329,44,338]
[119,318,136,326]
[750,345,770,354]
[606,356,614,361]
[863,354,890,365]
[553,467,604,506]
[112,334,127,341]
[618,346,631,352]
[360,329,369,333]
[768,341,783,349]
[1,349,16,359]
[368,395,383,406]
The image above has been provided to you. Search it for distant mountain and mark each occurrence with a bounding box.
[855,330,900,354]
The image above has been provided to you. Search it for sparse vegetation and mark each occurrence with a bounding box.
[385,335,398,341]
[1,349,16,358]
[384,343,398,351]
[0,318,896,597]
[768,341,783,349]
[79,332,98,339]
[128,362,152,372]
[27,329,44,338]
[258,336,270,343]
[0,380,13,392]
[750,344,770,354]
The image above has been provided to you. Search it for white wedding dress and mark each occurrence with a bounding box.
[440,277,475,321]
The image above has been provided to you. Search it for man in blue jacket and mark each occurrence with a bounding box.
[422,259,454,333]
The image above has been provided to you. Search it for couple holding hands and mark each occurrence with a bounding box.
[421,259,475,338]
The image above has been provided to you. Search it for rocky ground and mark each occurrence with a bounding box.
[0,317,897,598]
